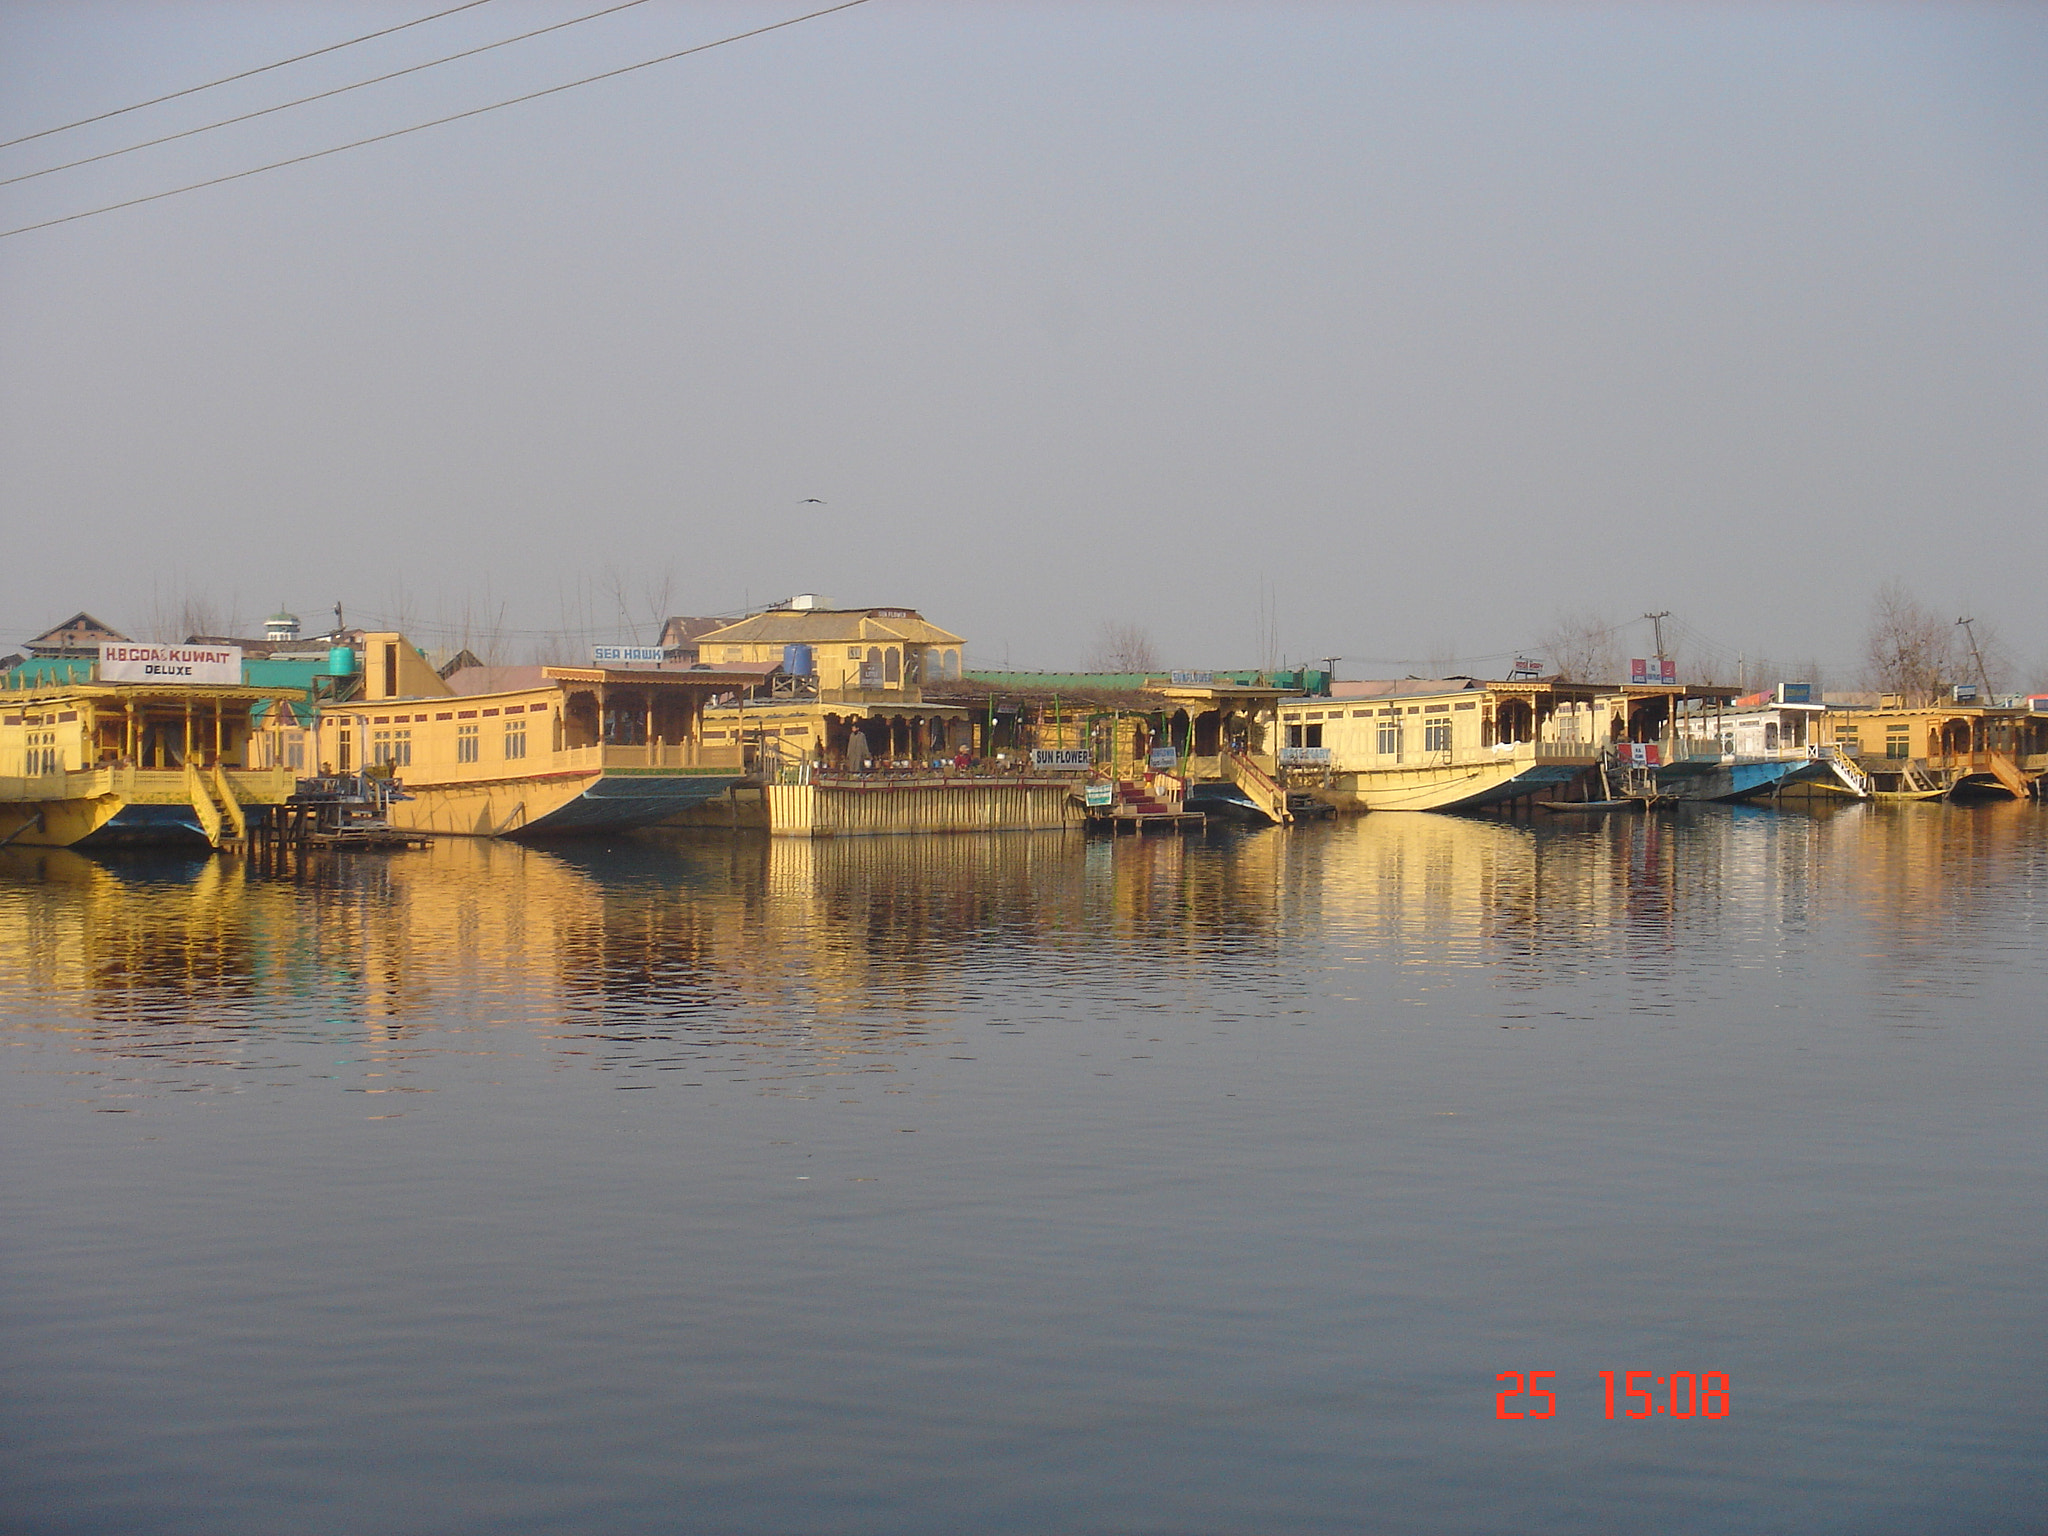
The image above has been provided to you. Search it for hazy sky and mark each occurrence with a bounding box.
[2,1,2043,682]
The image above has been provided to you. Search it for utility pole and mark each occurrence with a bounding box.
[1321,657,1339,696]
[1956,617,1994,697]
[1643,611,1671,668]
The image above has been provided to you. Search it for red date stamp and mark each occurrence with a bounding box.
[1495,1371,1730,1419]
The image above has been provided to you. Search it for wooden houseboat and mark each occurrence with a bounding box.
[930,671,1295,825]
[1278,677,1606,812]
[311,633,756,838]
[2,654,300,848]
[1817,695,2047,801]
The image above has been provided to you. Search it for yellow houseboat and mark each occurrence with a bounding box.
[2,665,299,848]
[1820,696,2048,800]
[1279,678,1608,812]
[313,633,757,838]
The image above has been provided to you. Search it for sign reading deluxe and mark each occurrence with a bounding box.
[99,643,243,685]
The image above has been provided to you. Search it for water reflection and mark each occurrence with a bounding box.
[3,803,2042,1106]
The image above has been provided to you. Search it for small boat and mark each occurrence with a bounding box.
[1537,798,1652,812]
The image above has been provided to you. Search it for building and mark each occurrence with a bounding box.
[22,612,130,659]
[691,604,975,770]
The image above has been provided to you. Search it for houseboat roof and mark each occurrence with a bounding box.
[435,662,779,697]
[939,672,1293,710]
[696,608,964,648]
[2,681,304,707]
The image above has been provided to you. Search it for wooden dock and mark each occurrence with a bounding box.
[1083,782,1206,834]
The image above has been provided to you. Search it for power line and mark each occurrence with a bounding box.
[2,0,660,192]
[0,0,873,241]
[0,0,502,153]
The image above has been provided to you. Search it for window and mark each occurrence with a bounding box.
[848,647,862,660]
[392,729,412,767]
[287,737,305,771]
[1885,730,1910,760]
[371,730,392,765]
[1305,723,1323,749]
[1286,724,1304,749]
[1377,720,1402,757]
[457,724,479,763]
[504,719,527,760]
[1836,729,1861,753]
[336,731,352,771]
[1423,720,1452,753]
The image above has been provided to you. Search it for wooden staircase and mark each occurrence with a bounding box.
[1819,745,1873,798]
[1222,750,1292,825]
[1985,751,2033,800]
[183,762,250,848]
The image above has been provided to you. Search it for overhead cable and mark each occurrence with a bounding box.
[2,0,660,192]
[0,0,873,240]
[0,0,502,153]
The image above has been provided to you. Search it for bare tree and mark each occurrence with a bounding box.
[1086,622,1161,674]
[1541,610,1619,683]
[1861,582,1956,703]
[1423,637,1462,678]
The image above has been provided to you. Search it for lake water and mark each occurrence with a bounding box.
[3,803,2044,1534]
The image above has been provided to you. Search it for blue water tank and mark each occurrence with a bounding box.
[327,645,358,677]
[783,643,814,677]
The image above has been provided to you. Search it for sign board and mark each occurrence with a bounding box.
[1630,659,1678,686]
[591,646,670,665]
[1279,746,1333,765]
[1031,748,1091,770]
[1951,683,1979,703]
[859,664,884,688]
[1775,682,1814,705]
[99,643,242,685]
[1168,671,1214,686]
[1623,742,1662,767]
[1147,747,1180,770]
[2031,696,2048,714]
[1083,782,1116,808]
[1509,657,1543,679]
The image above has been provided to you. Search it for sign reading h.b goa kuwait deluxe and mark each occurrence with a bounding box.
[99,643,243,685]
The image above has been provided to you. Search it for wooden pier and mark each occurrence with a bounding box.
[248,774,433,853]
[1083,782,1206,834]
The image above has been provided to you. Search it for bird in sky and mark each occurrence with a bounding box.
[801,498,825,504]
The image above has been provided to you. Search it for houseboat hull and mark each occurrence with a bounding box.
[385,766,745,839]
[1652,755,1830,803]
[0,766,296,849]
[1328,754,1595,813]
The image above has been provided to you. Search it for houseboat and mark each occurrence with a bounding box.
[2,648,300,847]
[1277,677,1605,812]
[928,670,1295,825]
[1641,686,1844,801]
[311,633,757,838]
[1818,694,2047,801]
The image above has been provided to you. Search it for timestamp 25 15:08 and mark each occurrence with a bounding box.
[1495,1371,1731,1419]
